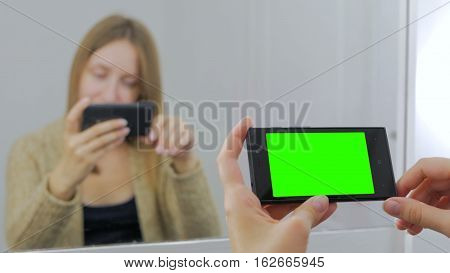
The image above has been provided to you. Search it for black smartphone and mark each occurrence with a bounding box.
[81,102,155,137]
[245,127,397,204]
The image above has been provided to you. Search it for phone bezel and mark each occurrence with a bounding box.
[81,102,155,137]
[246,127,397,204]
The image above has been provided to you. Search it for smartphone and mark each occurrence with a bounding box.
[81,102,155,137]
[245,127,397,204]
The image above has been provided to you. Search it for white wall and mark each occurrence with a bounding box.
[405,0,450,252]
[1,0,410,252]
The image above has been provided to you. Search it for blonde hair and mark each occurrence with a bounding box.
[67,14,162,113]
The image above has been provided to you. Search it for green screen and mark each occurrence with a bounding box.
[266,132,375,197]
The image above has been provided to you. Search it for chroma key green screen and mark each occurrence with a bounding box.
[265,132,375,197]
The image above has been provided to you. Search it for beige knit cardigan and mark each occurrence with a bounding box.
[5,118,221,251]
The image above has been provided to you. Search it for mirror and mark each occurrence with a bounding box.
[0,0,407,251]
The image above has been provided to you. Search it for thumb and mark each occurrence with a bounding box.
[383,197,450,237]
[65,97,90,134]
[217,117,253,192]
[287,196,331,230]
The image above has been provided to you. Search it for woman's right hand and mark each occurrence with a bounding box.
[48,97,130,201]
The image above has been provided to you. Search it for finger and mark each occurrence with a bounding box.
[396,219,413,230]
[217,117,253,192]
[149,116,164,145]
[395,218,423,234]
[160,119,173,154]
[75,119,128,145]
[317,202,337,225]
[148,130,158,144]
[394,191,446,233]
[173,124,194,151]
[178,129,194,149]
[76,127,130,155]
[409,179,443,205]
[169,130,193,157]
[153,116,167,154]
[279,202,337,224]
[139,135,151,145]
[396,219,424,234]
[383,197,450,236]
[286,196,331,231]
[151,115,164,140]
[397,157,450,196]
[262,207,271,217]
[407,225,424,236]
[167,120,183,154]
[436,196,450,209]
[65,97,91,134]
[90,136,127,162]
[264,203,302,220]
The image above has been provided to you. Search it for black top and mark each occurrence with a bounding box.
[83,197,143,246]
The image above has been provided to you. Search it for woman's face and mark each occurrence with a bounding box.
[78,39,140,103]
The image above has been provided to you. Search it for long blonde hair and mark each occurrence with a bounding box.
[67,14,162,178]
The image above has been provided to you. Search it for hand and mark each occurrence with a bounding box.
[140,115,196,173]
[383,157,450,237]
[216,117,337,252]
[49,98,130,201]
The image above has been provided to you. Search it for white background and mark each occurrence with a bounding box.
[405,0,450,252]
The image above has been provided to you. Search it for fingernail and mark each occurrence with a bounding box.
[120,119,128,126]
[123,127,130,135]
[311,196,328,213]
[384,199,400,216]
[149,130,157,142]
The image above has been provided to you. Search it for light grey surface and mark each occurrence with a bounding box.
[38,227,407,253]
[1,0,408,252]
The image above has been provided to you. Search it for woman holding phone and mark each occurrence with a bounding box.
[5,14,220,251]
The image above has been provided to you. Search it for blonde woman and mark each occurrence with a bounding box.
[6,15,220,251]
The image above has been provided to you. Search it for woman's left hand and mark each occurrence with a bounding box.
[140,115,197,173]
